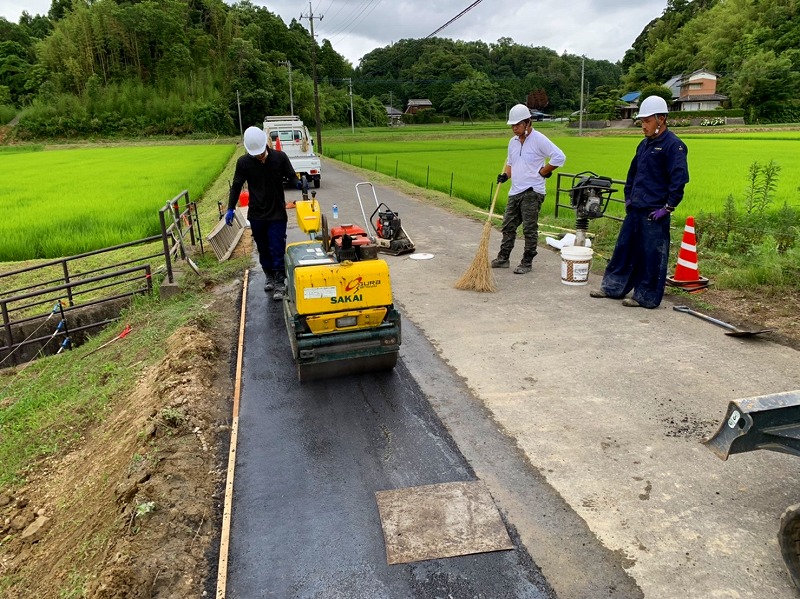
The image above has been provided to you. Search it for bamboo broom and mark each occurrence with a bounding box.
[454,174,504,292]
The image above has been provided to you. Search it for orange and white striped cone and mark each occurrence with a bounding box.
[667,215,710,292]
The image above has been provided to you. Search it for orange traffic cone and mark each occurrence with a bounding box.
[274,135,282,151]
[667,215,710,292]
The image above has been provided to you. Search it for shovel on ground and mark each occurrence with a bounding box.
[673,305,773,337]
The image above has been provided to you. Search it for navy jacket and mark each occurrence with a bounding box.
[228,148,296,221]
[624,129,689,211]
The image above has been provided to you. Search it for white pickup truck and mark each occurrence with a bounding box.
[263,116,322,188]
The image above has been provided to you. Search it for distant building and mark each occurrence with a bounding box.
[672,69,728,111]
[404,99,433,114]
[663,75,683,99]
[385,105,403,126]
[618,91,642,119]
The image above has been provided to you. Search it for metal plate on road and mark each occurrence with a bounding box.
[376,480,514,565]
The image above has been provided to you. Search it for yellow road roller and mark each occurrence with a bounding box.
[282,190,401,381]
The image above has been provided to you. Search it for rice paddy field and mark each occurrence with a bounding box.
[0,144,236,262]
[324,128,800,219]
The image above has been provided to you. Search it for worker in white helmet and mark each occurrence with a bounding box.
[227,126,299,301]
[590,95,689,308]
[492,103,566,274]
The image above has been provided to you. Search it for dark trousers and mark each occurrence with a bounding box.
[600,209,670,308]
[249,219,287,276]
[498,188,545,264]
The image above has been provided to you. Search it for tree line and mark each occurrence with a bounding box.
[1,0,797,138]
[0,0,623,138]
[0,0,383,138]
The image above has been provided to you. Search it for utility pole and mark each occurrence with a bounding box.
[301,2,323,153]
[348,77,354,134]
[279,60,294,116]
[579,56,585,137]
[236,89,242,137]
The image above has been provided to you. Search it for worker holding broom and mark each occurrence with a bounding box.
[226,126,299,301]
[492,104,566,274]
[589,95,689,308]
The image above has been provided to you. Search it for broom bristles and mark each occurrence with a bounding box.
[454,221,496,292]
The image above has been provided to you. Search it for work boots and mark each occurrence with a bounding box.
[491,256,510,268]
[513,263,532,274]
[513,250,536,274]
[272,273,286,301]
[264,272,275,292]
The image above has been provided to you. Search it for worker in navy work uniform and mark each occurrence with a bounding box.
[226,126,299,301]
[590,95,689,308]
[493,103,566,274]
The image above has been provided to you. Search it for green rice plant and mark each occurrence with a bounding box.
[327,132,800,220]
[0,144,236,261]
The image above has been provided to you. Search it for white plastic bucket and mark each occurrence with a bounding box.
[560,246,593,286]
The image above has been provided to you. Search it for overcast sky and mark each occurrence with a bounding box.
[1,0,668,66]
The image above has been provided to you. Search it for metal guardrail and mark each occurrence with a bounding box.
[159,191,203,282]
[0,190,203,366]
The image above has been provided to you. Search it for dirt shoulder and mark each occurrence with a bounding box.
[0,284,241,599]
[666,286,800,351]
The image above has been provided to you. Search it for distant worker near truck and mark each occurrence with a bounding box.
[590,95,690,308]
[492,103,566,275]
[226,126,299,301]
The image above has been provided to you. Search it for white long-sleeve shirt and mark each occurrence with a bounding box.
[506,130,566,195]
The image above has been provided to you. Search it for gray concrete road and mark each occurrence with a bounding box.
[303,159,800,599]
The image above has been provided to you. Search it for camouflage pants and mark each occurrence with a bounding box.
[498,188,545,265]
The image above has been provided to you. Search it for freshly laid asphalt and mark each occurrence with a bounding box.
[227,159,800,599]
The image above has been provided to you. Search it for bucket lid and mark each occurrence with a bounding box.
[561,245,593,258]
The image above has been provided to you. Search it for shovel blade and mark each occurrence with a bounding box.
[724,329,773,337]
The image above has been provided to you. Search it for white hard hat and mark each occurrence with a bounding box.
[507,103,532,125]
[243,126,267,156]
[637,96,669,118]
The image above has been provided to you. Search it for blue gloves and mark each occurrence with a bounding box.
[295,179,303,190]
[497,173,509,184]
[225,208,235,226]
[648,207,671,221]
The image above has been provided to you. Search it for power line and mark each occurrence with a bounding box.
[328,0,383,46]
[323,0,381,40]
[426,0,484,39]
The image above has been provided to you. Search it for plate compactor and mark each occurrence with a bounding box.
[282,186,401,381]
[356,182,415,256]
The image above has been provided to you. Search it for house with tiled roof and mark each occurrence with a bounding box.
[385,105,403,126]
[404,99,433,114]
[617,91,642,119]
[673,69,728,111]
